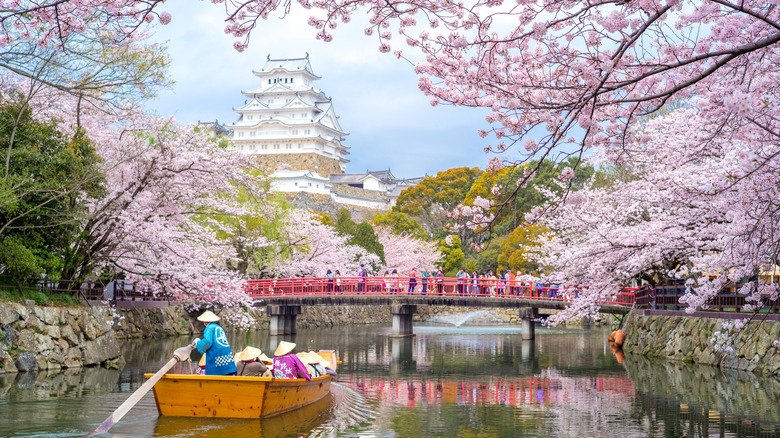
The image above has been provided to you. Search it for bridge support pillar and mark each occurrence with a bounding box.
[519,307,538,340]
[391,304,417,337]
[267,305,301,336]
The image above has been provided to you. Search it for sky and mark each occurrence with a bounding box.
[146,0,495,179]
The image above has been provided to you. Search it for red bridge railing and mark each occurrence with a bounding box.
[244,276,637,306]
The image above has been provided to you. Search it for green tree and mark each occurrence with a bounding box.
[334,208,385,269]
[0,99,103,282]
[394,167,482,236]
[496,223,548,275]
[371,210,427,240]
[437,235,465,275]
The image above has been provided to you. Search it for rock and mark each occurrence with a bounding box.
[35,356,47,370]
[82,333,122,366]
[15,331,37,352]
[62,348,83,368]
[11,302,29,320]
[1,324,17,347]
[46,324,61,340]
[0,305,19,325]
[60,324,79,346]
[49,352,65,364]
[15,352,38,373]
[1,349,17,373]
[81,315,100,341]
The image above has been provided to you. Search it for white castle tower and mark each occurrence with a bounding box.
[227,54,349,178]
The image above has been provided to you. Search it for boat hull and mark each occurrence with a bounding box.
[146,373,333,418]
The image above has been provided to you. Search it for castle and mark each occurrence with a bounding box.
[220,54,422,213]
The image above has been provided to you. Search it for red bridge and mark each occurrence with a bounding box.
[243,276,636,337]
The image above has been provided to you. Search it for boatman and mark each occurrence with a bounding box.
[192,310,237,376]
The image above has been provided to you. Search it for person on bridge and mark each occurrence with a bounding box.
[456,269,467,295]
[192,311,238,376]
[357,263,367,293]
[273,341,311,380]
[421,268,430,294]
[408,267,417,294]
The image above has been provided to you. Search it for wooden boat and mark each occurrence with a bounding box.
[146,350,338,419]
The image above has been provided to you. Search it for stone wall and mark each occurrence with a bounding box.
[0,302,122,374]
[252,153,343,176]
[282,192,383,218]
[622,312,780,376]
[114,304,526,339]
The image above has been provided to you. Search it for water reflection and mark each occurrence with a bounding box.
[625,356,780,436]
[1,325,780,437]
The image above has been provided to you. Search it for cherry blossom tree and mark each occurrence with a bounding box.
[536,106,780,324]
[274,210,381,277]
[3,84,274,306]
[375,226,441,274]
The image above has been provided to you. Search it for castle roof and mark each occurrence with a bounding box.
[253,54,321,80]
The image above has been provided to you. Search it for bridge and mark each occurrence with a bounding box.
[244,277,636,338]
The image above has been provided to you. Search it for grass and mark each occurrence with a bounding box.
[0,286,84,307]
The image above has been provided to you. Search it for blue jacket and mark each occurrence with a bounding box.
[196,323,237,376]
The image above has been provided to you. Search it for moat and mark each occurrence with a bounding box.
[2,324,779,437]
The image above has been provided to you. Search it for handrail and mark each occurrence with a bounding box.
[243,276,637,306]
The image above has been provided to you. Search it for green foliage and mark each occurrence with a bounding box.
[464,157,594,233]
[496,223,547,274]
[395,167,482,215]
[371,210,427,239]
[394,167,482,238]
[437,235,465,275]
[0,98,103,284]
[334,208,385,267]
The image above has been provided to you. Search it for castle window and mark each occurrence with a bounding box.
[292,130,298,135]
[298,144,302,149]
[250,131,255,137]
[305,129,311,135]
[290,78,294,83]
[284,78,288,83]
[268,79,271,84]
[238,132,244,137]
[291,114,295,118]
[250,144,255,150]
[274,144,279,150]
[294,182,298,186]
[308,183,312,187]
[262,145,267,150]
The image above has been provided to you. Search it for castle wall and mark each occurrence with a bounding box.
[252,153,343,177]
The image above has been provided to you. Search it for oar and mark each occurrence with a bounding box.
[86,343,195,437]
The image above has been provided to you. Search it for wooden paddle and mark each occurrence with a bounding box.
[86,343,195,436]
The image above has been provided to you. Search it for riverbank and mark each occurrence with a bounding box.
[0,300,606,374]
[0,301,122,374]
[623,312,780,376]
[112,305,527,339]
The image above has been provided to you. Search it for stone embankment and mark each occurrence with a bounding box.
[113,305,526,340]
[0,301,122,374]
[623,313,780,376]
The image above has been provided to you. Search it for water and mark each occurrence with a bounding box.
[2,323,780,437]
[427,310,499,326]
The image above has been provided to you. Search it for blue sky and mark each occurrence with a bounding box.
[146,0,494,179]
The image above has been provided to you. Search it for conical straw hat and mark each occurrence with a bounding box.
[274,341,296,356]
[258,353,273,363]
[196,310,220,322]
[198,354,206,367]
[236,346,263,362]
